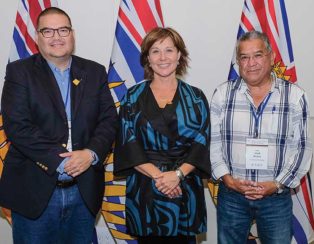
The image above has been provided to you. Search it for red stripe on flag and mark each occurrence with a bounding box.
[43,0,52,8]
[16,12,38,54]
[241,13,254,31]
[268,0,279,34]
[300,177,314,230]
[250,1,282,68]
[251,0,269,33]
[266,31,282,63]
[154,0,164,27]
[119,9,142,46]
[132,0,158,33]
[264,3,285,78]
[262,28,285,72]
[28,0,42,28]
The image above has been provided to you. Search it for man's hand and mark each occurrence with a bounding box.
[60,149,93,177]
[244,181,278,200]
[223,174,264,200]
[223,175,279,200]
[223,174,257,193]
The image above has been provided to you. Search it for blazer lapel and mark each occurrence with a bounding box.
[70,57,86,121]
[34,55,67,121]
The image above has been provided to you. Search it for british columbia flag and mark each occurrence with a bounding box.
[108,0,164,104]
[228,0,314,243]
[103,0,164,243]
[229,0,296,83]
[9,0,58,62]
[0,0,58,225]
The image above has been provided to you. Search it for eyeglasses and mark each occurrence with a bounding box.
[238,52,270,64]
[37,26,72,38]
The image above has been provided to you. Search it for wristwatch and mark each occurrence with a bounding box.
[175,168,185,182]
[274,180,284,194]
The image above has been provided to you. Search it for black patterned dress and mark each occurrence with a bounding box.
[114,80,211,237]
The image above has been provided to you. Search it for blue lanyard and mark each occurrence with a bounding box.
[251,92,272,138]
[64,79,70,108]
[64,79,71,120]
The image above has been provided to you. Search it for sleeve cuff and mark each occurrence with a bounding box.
[184,143,211,177]
[86,149,99,165]
[211,163,230,181]
[56,158,68,174]
[275,171,302,188]
[114,141,148,177]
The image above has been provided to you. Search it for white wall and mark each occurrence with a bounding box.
[0,1,313,243]
[1,1,314,106]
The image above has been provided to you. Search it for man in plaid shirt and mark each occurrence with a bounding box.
[210,30,312,244]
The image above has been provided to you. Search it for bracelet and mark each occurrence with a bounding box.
[175,168,185,182]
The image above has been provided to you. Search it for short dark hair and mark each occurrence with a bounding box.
[236,30,272,58]
[36,7,72,29]
[140,27,189,80]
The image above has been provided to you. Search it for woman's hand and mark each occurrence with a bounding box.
[166,185,182,198]
[154,171,180,195]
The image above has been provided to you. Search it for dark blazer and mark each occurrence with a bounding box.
[0,54,118,219]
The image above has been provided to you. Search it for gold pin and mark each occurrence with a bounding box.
[73,79,80,86]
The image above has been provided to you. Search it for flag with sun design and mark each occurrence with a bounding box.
[228,0,296,83]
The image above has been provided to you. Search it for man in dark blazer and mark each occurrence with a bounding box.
[0,7,118,243]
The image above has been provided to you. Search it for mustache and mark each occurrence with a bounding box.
[49,40,65,45]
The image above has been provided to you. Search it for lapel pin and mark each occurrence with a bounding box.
[73,79,80,86]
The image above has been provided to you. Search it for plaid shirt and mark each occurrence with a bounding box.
[210,74,312,188]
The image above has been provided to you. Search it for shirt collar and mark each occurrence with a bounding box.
[236,72,280,94]
[47,57,72,73]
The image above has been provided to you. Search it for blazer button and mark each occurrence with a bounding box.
[62,144,67,148]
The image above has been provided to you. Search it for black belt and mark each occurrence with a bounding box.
[145,150,187,171]
[56,179,77,188]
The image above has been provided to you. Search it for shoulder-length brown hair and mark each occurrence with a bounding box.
[140,27,189,80]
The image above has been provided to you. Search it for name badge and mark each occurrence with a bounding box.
[245,138,268,169]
